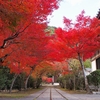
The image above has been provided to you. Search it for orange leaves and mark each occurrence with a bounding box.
[52,61,71,76]
[32,61,54,78]
[42,76,48,82]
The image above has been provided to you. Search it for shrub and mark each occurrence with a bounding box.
[87,70,100,87]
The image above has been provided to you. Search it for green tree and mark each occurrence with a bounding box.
[0,66,13,91]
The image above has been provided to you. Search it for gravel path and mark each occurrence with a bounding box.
[0,87,100,100]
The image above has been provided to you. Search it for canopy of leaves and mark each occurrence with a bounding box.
[49,11,100,61]
[0,0,60,75]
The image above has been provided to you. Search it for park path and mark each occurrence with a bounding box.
[0,86,100,100]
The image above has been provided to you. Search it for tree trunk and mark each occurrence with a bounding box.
[9,74,19,93]
[24,69,34,90]
[73,75,76,91]
[78,53,92,94]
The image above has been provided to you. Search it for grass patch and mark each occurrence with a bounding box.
[0,86,46,98]
[57,87,87,94]
[64,89,87,94]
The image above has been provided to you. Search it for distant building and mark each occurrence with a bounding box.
[91,50,100,71]
[91,9,100,72]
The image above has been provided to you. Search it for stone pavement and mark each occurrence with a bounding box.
[0,86,100,100]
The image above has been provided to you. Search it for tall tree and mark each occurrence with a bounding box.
[0,0,60,91]
[50,11,100,93]
[23,31,52,90]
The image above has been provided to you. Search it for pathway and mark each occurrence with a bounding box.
[0,86,100,100]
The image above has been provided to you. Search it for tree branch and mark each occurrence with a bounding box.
[0,22,32,49]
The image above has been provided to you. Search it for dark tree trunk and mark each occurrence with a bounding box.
[73,75,76,91]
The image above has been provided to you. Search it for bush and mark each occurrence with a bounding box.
[57,73,85,90]
[0,66,13,91]
[87,70,100,88]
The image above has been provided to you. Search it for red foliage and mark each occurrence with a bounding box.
[52,11,100,61]
[42,76,48,82]
[0,0,60,74]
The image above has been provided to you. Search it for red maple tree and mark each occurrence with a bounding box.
[0,0,60,92]
[50,11,100,93]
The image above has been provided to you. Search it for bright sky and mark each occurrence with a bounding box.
[48,0,100,28]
